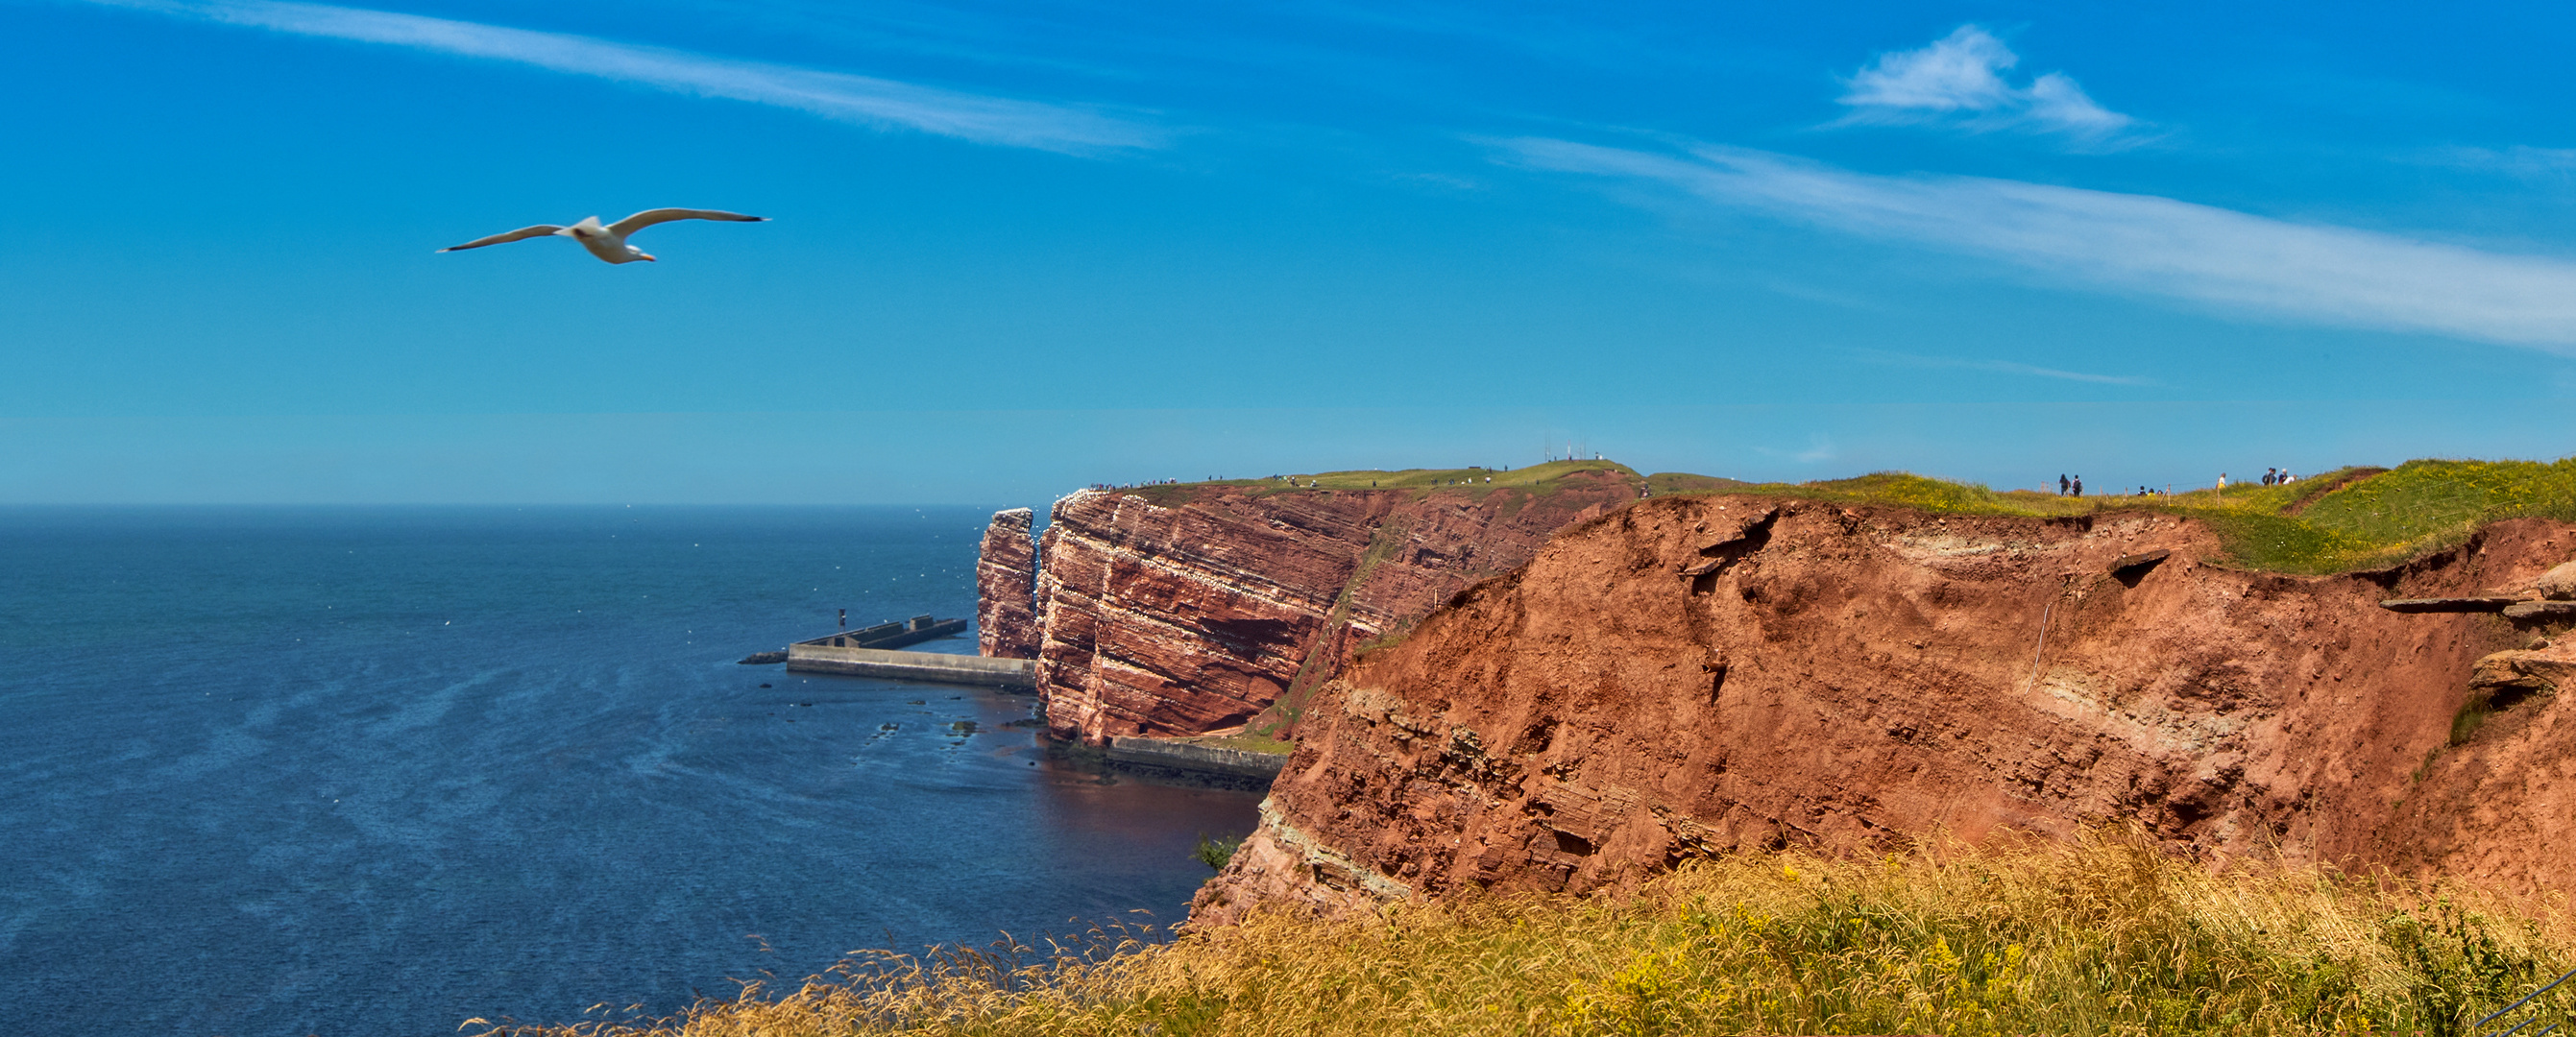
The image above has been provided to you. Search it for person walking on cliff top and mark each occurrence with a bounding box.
[2058,473,2070,495]
[2072,475,2083,497]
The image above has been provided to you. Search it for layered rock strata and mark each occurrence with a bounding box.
[980,473,1645,743]
[976,508,1040,660]
[1195,496,2576,922]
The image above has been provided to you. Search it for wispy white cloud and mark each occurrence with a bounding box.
[1838,25,2131,140]
[1756,434,1837,465]
[2422,144,2576,179]
[79,0,1161,153]
[1499,137,2576,350]
[1852,349,2152,386]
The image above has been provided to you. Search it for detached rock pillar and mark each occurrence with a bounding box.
[977,508,1041,659]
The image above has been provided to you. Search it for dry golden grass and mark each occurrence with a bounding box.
[468,831,2574,1037]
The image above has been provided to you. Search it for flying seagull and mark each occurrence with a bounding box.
[436,208,767,264]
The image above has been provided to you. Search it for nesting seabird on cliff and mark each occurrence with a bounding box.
[436,208,767,264]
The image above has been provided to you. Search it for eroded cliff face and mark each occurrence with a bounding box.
[1194,496,2576,922]
[986,474,1644,743]
[977,508,1039,660]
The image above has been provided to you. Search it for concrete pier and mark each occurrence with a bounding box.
[785,644,1036,689]
[1105,736,1290,784]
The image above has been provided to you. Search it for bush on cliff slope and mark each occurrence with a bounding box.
[469,832,2573,1037]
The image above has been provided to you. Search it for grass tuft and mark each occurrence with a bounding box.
[470,832,2575,1037]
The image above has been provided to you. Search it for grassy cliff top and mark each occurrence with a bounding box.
[1115,456,2576,573]
[1672,459,2576,574]
[1128,460,1641,505]
[1250,458,1638,491]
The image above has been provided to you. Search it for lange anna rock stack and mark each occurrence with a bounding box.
[974,465,1662,745]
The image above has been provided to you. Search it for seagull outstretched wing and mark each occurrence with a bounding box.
[608,209,766,236]
[436,225,565,253]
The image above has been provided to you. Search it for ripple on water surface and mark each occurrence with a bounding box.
[0,506,1261,1037]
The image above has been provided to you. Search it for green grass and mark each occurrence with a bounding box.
[468,832,2576,1037]
[1719,470,2055,516]
[2297,460,2576,546]
[1643,471,1754,495]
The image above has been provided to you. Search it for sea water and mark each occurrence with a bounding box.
[0,506,1261,1037]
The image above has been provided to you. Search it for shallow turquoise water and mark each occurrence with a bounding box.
[0,506,1258,1036]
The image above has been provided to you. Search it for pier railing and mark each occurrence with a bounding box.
[796,615,968,652]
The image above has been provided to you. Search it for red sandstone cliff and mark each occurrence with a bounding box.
[977,471,1648,743]
[1194,495,2576,922]
[977,508,1040,660]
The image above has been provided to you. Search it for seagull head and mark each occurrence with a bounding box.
[625,245,656,262]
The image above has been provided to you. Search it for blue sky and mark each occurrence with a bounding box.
[7,0,2576,502]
